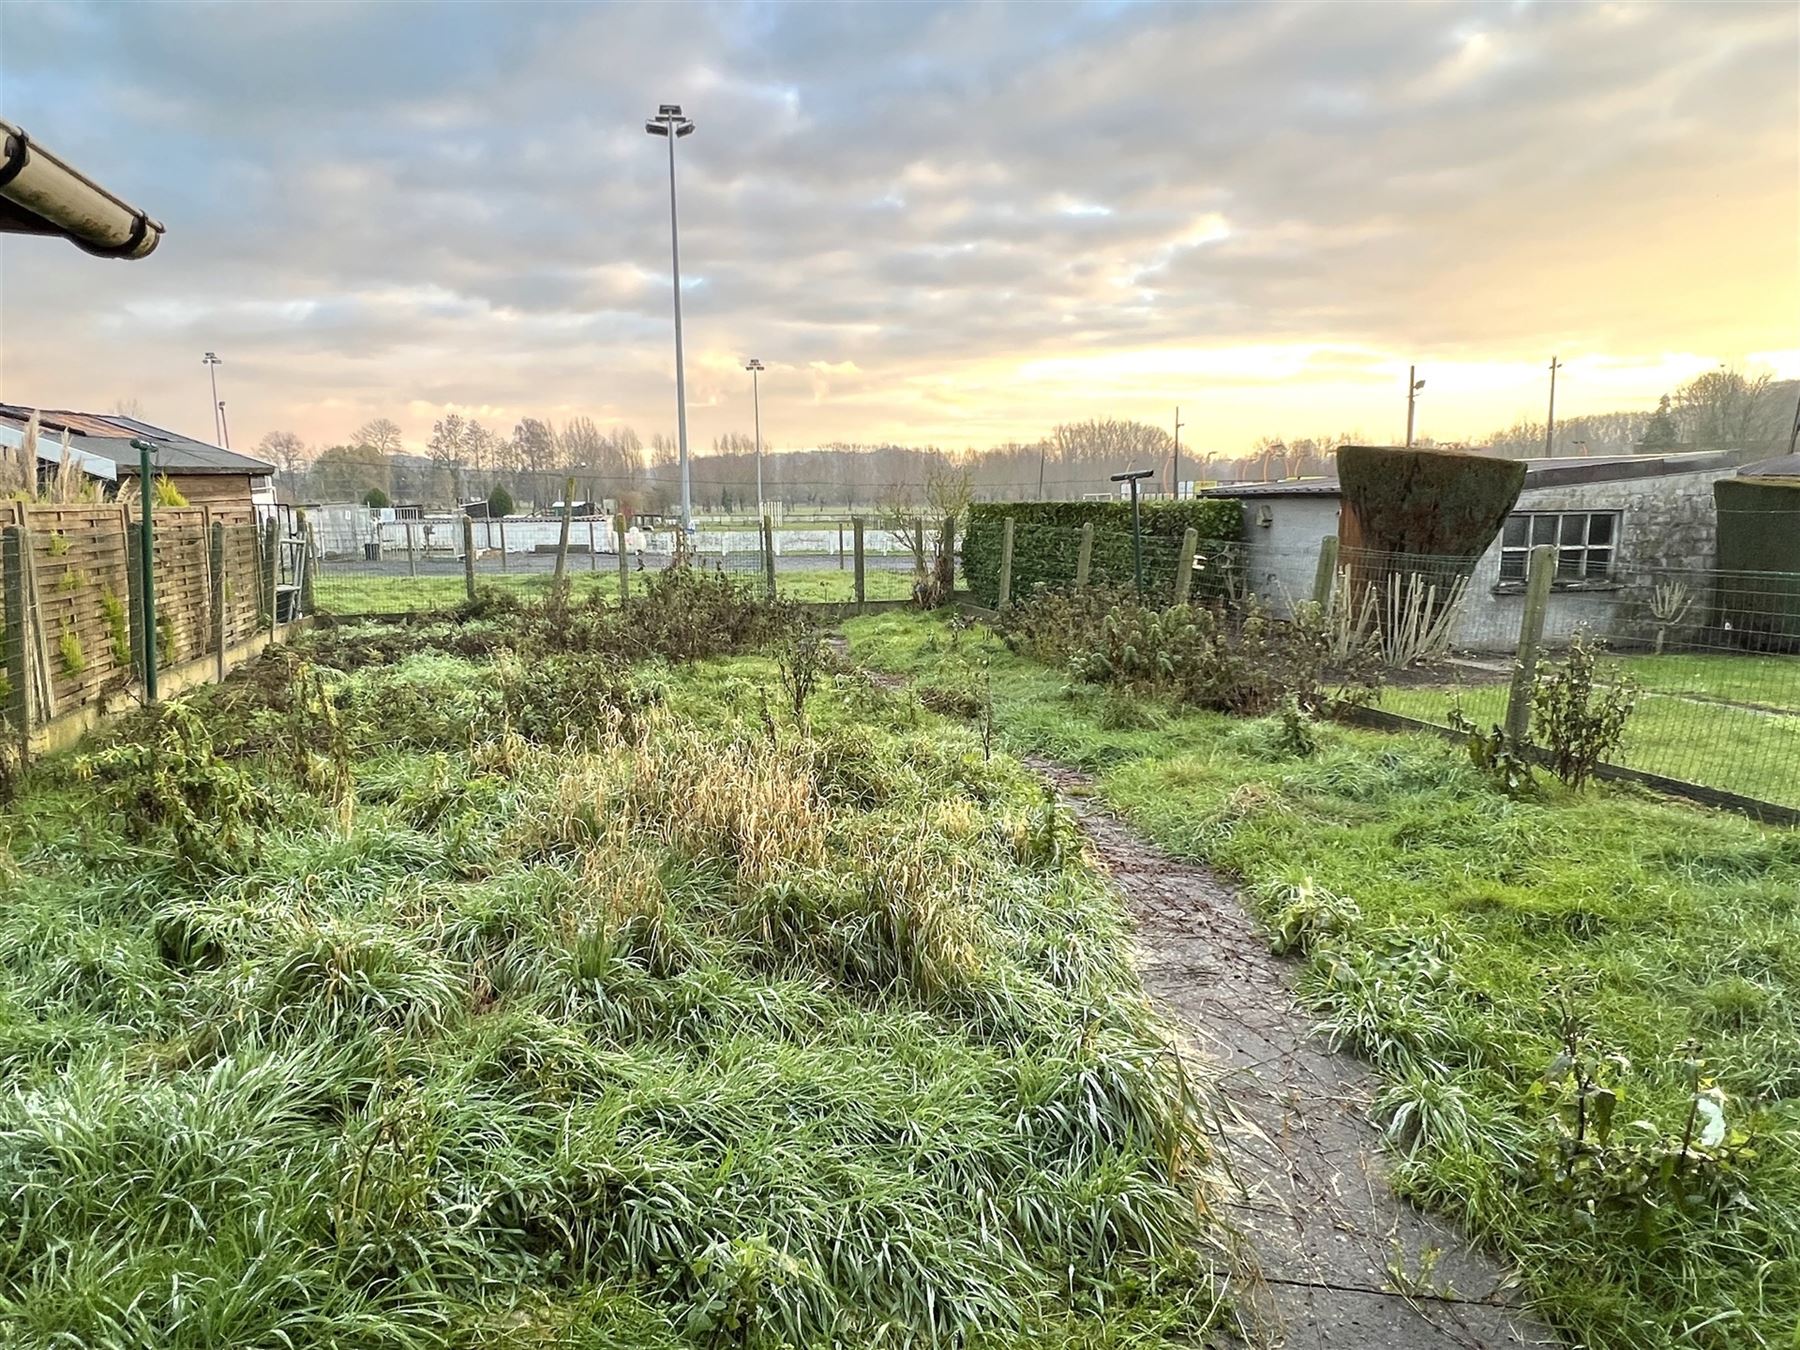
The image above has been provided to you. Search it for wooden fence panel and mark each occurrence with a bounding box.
[27,513,133,711]
[220,520,262,644]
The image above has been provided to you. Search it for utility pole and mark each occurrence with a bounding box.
[1545,355,1562,458]
[745,358,765,513]
[202,351,223,444]
[1405,365,1425,447]
[1172,406,1184,498]
[646,104,696,534]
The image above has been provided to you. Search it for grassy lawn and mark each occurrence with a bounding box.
[845,608,1800,1349]
[0,600,1228,1345]
[312,565,916,616]
[1374,651,1800,808]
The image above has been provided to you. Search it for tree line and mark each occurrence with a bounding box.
[256,367,1796,515]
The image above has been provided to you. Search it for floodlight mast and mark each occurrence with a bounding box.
[745,359,766,512]
[646,104,696,533]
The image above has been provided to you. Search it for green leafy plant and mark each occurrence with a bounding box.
[1446,705,1536,796]
[56,567,87,594]
[1273,693,1318,757]
[157,610,179,667]
[100,589,132,669]
[152,475,190,507]
[486,484,514,517]
[776,622,831,725]
[57,629,86,677]
[1532,634,1638,788]
[45,531,71,557]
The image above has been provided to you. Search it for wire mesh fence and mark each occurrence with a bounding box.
[306,517,922,617]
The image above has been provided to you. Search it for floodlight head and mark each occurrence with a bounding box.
[1413,378,1426,391]
[202,351,220,364]
[645,121,668,136]
[675,122,695,137]
[1109,468,1155,483]
[659,104,683,117]
[745,358,764,372]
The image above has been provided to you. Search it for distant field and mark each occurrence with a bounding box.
[311,561,919,616]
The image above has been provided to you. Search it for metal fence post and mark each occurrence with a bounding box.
[997,517,1015,608]
[1504,544,1556,744]
[210,521,226,679]
[852,517,866,613]
[261,517,279,632]
[1075,521,1094,588]
[554,476,575,583]
[123,512,144,682]
[762,514,777,599]
[2,525,30,757]
[1312,535,1340,608]
[461,515,477,602]
[301,522,318,617]
[1173,527,1199,605]
[616,515,630,601]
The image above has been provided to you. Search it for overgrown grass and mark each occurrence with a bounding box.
[0,603,1231,1346]
[846,607,1800,1349]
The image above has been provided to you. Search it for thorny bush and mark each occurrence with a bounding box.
[1532,633,1639,789]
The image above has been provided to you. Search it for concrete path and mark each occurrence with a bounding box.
[1027,757,1560,1350]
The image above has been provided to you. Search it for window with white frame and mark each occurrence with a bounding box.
[1498,511,1619,584]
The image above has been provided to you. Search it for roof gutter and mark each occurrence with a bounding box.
[0,119,164,259]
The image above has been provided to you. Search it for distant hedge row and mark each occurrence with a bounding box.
[962,499,1243,607]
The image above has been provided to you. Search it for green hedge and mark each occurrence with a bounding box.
[963,500,1243,607]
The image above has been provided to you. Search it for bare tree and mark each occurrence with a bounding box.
[1673,367,1782,451]
[256,430,308,497]
[355,417,404,455]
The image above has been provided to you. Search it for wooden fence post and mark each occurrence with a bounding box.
[1075,521,1094,588]
[497,516,509,574]
[1504,544,1556,744]
[1173,527,1199,605]
[852,517,866,613]
[838,524,845,570]
[2,524,30,758]
[461,515,477,602]
[210,522,226,679]
[554,476,576,583]
[997,517,1015,608]
[761,514,777,599]
[261,518,279,631]
[1312,535,1340,608]
[941,514,957,592]
[588,518,598,572]
[405,521,417,578]
[616,516,630,601]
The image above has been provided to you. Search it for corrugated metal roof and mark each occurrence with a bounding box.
[0,405,274,475]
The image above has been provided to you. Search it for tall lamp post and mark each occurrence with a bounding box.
[1544,355,1562,458]
[218,400,231,450]
[745,358,765,513]
[1405,365,1425,447]
[646,103,696,533]
[202,351,223,444]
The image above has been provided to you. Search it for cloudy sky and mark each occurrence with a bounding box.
[1,1,1795,460]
